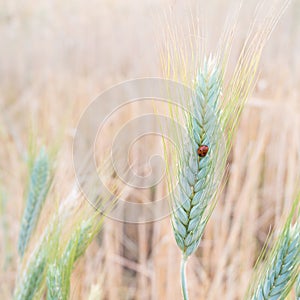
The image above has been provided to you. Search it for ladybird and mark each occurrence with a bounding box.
[197,145,209,157]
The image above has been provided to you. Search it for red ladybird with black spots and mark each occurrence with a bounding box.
[197,145,209,157]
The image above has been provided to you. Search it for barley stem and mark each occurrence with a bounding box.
[180,256,189,300]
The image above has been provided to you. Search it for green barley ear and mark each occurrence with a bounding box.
[46,216,103,300]
[18,147,52,257]
[0,185,12,269]
[246,196,300,300]
[172,57,224,259]
[163,2,290,298]
[46,239,77,300]
[296,273,300,299]
[14,221,60,300]
[46,263,64,300]
[15,247,48,300]
[169,57,225,300]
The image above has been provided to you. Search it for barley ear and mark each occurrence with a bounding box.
[165,3,290,296]
[15,248,47,300]
[296,273,300,300]
[18,147,51,257]
[170,57,224,300]
[172,57,223,260]
[246,196,300,300]
[14,222,60,300]
[46,217,100,300]
[46,263,64,300]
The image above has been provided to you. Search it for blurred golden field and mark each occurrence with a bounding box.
[0,0,300,299]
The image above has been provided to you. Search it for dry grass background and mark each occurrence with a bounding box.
[0,0,299,299]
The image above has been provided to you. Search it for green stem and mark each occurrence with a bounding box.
[181,256,189,300]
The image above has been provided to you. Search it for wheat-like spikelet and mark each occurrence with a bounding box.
[46,248,76,300]
[163,2,291,298]
[296,273,300,299]
[249,222,300,300]
[46,217,99,300]
[14,187,82,300]
[15,212,101,300]
[15,248,47,300]
[47,263,64,300]
[14,221,60,300]
[246,192,300,300]
[170,56,225,300]
[18,148,51,257]
[172,57,223,260]
[70,219,94,262]
[15,157,115,299]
